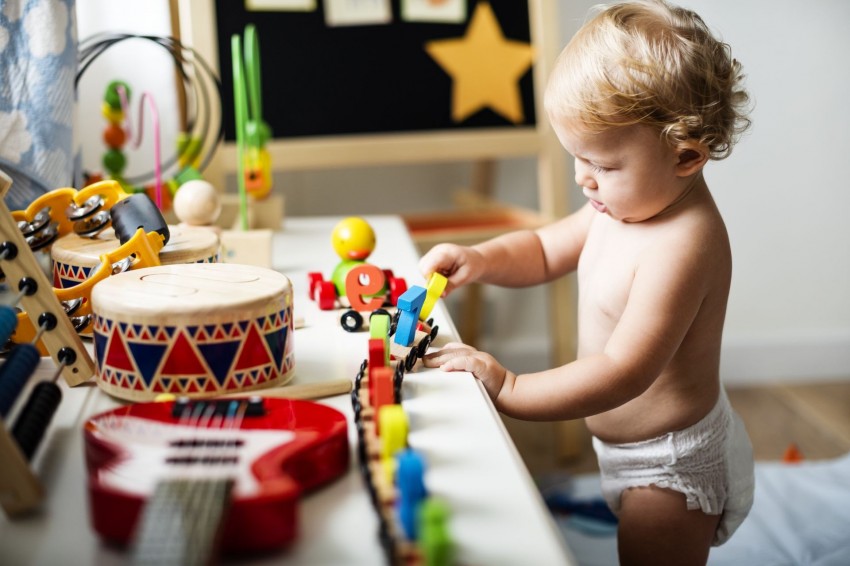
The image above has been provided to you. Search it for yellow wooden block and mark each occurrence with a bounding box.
[420,271,447,321]
[379,404,408,459]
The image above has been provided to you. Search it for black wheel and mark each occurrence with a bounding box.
[340,310,364,332]
[416,333,432,358]
[405,349,417,372]
[370,308,391,320]
[388,309,401,336]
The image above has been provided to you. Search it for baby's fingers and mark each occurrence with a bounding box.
[422,343,476,368]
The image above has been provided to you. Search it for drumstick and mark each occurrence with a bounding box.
[229,378,352,400]
[154,379,352,404]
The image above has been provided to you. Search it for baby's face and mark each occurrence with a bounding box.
[552,119,692,223]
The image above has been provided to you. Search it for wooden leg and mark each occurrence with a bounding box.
[459,283,483,348]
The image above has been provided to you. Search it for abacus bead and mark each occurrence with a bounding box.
[11,381,62,461]
[0,343,40,418]
[102,123,126,149]
[0,305,18,345]
[102,149,126,175]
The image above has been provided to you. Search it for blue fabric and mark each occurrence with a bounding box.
[0,0,76,210]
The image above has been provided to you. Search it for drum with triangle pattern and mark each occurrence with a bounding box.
[90,263,294,401]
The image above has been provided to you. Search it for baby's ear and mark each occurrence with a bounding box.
[675,142,709,177]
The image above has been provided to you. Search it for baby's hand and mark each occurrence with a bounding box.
[423,342,511,402]
[418,243,484,297]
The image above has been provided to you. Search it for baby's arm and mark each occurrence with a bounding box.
[419,203,594,296]
[426,235,714,420]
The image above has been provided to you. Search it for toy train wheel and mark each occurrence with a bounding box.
[416,333,432,358]
[340,310,364,332]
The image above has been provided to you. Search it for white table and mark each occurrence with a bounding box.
[0,215,575,566]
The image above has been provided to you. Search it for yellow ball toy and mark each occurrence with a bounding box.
[331,217,376,261]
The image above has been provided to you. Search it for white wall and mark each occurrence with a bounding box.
[75,1,850,384]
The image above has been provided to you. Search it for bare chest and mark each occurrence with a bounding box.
[577,221,655,337]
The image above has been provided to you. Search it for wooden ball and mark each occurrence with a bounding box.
[173,179,221,226]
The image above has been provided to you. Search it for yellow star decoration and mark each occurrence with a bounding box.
[425,2,534,124]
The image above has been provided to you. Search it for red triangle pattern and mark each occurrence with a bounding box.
[105,326,135,372]
[233,323,271,370]
[161,331,208,375]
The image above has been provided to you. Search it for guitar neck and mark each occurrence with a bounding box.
[131,478,234,566]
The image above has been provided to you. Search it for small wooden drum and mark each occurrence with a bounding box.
[90,263,295,402]
[51,225,220,288]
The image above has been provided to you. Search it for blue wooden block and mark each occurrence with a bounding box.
[396,448,427,540]
[393,286,426,347]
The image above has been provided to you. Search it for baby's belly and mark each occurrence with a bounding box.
[585,384,720,444]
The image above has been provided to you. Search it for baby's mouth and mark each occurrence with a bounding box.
[588,198,608,214]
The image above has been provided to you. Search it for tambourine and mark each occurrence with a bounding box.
[10,191,168,349]
[90,263,295,402]
[51,224,220,289]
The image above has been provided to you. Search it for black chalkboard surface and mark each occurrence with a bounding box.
[214,0,535,141]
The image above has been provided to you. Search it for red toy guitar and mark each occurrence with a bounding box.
[84,397,348,564]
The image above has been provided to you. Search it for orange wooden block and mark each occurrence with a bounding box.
[371,367,395,434]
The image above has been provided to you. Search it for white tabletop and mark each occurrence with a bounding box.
[0,215,575,566]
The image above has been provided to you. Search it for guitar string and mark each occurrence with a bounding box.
[143,399,217,563]
[183,399,247,560]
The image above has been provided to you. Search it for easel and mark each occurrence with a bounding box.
[174,0,581,460]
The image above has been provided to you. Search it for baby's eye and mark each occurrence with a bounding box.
[591,163,611,173]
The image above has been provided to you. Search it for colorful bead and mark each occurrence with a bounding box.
[104,80,131,110]
[101,101,124,124]
[102,149,126,175]
[102,123,126,149]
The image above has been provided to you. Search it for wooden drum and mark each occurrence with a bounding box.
[90,263,295,402]
[51,225,220,288]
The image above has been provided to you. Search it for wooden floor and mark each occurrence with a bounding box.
[504,380,850,477]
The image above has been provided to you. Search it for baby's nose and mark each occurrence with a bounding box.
[575,163,597,189]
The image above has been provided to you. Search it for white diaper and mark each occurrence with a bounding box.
[592,389,754,546]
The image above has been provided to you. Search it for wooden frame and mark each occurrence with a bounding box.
[174,0,568,214]
[173,0,577,380]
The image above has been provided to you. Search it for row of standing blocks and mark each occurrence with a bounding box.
[354,304,452,565]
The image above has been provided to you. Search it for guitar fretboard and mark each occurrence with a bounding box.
[131,478,234,566]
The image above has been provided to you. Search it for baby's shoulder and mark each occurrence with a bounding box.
[646,204,731,274]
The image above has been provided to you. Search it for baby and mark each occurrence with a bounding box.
[419,1,754,563]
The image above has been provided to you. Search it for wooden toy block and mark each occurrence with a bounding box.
[419,498,453,566]
[220,228,273,267]
[394,286,427,347]
[397,448,427,541]
[379,404,408,460]
[420,272,447,321]
[369,313,391,365]
[371,367,395,431]
[344,263,386,312]
[368,338,387,403]
[217,192,284,231]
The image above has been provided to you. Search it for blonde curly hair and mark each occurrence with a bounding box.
[544,0,750,159]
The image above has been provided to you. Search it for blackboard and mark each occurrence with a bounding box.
[213,0,536,141]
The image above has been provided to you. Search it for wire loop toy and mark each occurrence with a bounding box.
[77,33,223,194]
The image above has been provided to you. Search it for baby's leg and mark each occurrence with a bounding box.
[617,485,720,566]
